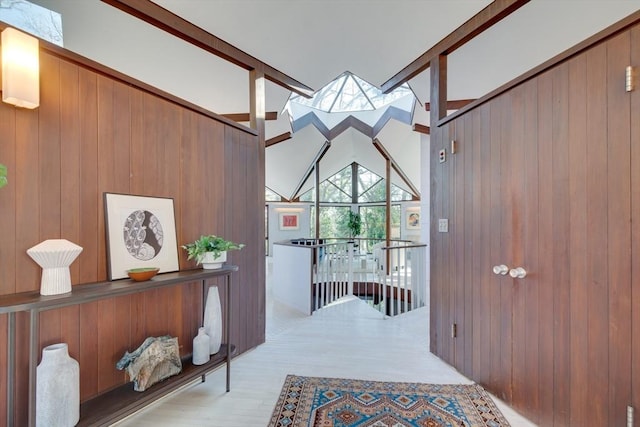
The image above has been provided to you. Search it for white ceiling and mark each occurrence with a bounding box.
[25,0,640,199]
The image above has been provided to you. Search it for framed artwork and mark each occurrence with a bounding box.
[279,212,300,230]
[406,211,421,230]
[104,193,179,280]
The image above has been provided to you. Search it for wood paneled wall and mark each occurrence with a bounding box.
[0,44,265,423]
[430,20,639,426]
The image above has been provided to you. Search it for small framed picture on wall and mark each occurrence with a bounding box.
[279,212,300,230]
[406,211,421,230]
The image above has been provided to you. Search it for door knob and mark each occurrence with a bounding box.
[492,265,509,275]
[509,267,527,279]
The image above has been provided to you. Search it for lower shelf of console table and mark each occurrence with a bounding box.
[78,344,236,427]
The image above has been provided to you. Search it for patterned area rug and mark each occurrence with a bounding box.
[268,375,510,427]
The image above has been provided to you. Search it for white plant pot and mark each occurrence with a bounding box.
[200,251,226,269]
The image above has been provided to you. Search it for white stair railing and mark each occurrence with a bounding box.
[310,239,428,317]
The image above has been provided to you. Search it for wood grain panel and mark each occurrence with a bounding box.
[520,78,540,421]
[567,53,589,427]
[462,112,474,377]
[497,92,513,403]
[631,23,640,423]
[79,302,99,400]
[452,115,465,372]
[60,61,82,284]
[474,105,492,387]
[38,52,62,241]
[78,68,99,285]
[535,68,554,427]
[0,104,17,295]
[585,41,610,427]
[487,98,503,394]
[442,123,453,365]
[551,62,570,427]
[509,83,527,411]
[606,31,633,427]
[14,107,40,293]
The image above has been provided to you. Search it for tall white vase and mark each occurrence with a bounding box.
[36,343,80,427]
[203,286,222,354]
[192,327,211,365]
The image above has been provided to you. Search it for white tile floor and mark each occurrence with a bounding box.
[114,259,537,427]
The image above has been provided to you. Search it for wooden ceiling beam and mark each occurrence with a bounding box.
[424,99,475,111]
[101,0,315,97]
[380,0,530,93]
[222,111,278,122]
[413,124,430,135]
[266,132,292,147]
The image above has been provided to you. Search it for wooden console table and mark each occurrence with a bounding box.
[0,266,238,427]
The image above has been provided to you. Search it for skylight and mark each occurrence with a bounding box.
[287,72,413,114]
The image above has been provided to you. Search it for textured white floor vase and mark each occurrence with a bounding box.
[36,343,80,427]
[27,239,83,295]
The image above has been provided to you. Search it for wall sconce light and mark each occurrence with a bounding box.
[2,27,39,109]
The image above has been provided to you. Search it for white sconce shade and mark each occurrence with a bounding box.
[2,27,39,109]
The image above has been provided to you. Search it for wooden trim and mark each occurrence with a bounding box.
[425,99,475,111]
[266,132,292,147]
[440,9,640,126]
[222,112,278,122]
[381,0,530,93]
[100,0,314,97]
[413,123,430,135]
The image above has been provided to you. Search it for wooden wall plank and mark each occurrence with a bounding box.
[567,53,589,427]
[497,92,513,403]
[79,302,99,401]
[474,105,492,387]
[38,52,62,241]
[78,68,99,285]
[606,31,633,427]
[521,78,540,421]
[461,112,474,378]
[509,84,526,411]
[631,23,640,423]
[60,61,82,284]
[551,62,571,427]
[585,41,610,427]
[536,68,555,427]
[487,99,502,394]
[14,108,40,293]
[0,104,17,295]
[429,121,444,356]
[452,115,465,372]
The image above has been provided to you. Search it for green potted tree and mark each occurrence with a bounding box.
[346,211,362,240]
[182,234,244,269]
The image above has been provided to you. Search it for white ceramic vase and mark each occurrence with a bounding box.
[203,286,222,354]
[192,327,210,365]
[200,251,226,269]
[36,343,80,427]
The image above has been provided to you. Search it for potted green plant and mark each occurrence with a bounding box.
[0,164,7,189]
[181,235,244,269]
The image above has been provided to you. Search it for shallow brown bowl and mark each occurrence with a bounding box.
[127,267,160,281]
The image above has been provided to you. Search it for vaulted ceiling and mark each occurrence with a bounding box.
[26,0,640,200]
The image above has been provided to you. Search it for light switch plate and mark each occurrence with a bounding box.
[438,219,448,233]
[439,149,446,163]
